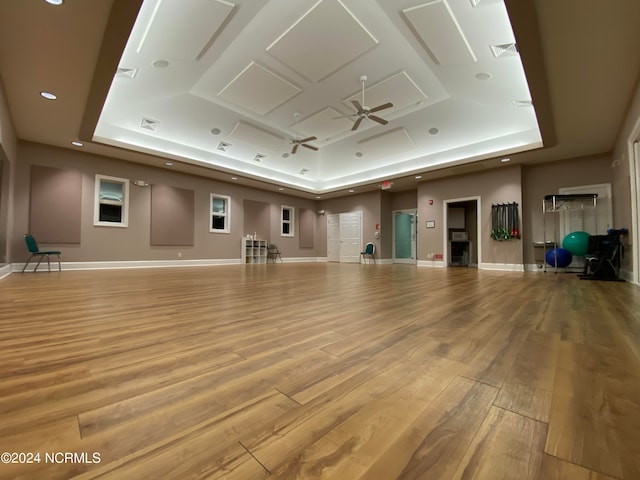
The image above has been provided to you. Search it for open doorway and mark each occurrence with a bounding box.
[443,197,481,267]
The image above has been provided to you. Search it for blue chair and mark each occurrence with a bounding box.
[360,242,375,264]
[22,234,61,272]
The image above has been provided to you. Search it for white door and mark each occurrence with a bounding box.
[339,211,363,263]
[327,214,340,262]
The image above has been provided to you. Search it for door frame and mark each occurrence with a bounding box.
[442,196,481,267]
[392,209,417,264]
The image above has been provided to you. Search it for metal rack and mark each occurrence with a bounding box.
[542,194,598,272]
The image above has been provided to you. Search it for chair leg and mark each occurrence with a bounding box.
[47,255,51,272]
[34,255,44,272]
[57,254,61,271]
[22,255,34,273]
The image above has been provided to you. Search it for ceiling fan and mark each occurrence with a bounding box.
[290,113,318,154]
[337,75,393,131]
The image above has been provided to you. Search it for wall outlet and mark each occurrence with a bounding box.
[177,252,182,258]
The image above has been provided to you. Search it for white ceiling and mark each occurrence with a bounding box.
[1,1,640,199]
[93,0,541,193]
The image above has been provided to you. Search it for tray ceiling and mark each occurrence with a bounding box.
[92,0,541,194]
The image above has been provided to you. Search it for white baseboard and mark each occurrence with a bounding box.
[281,257,326,263]
[14,258,242,272]
[0,264,12,280]
[417,260,446,268]
[10,257,330,272]
[478,262,525,272]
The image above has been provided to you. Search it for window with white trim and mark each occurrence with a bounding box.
[94,174,129,227]
[281,205,294,237]
[210,194,230,233]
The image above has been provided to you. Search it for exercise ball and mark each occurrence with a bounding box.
[545,248,573,268]
[562,231,590,256]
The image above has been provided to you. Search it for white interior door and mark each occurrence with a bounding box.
[339,211,362,263]
[327,214,340,262]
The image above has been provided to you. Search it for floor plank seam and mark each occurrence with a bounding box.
[238,440,272,475]
[458,374,501,389]
[543,452,624,480]
[490,404,548,425]
[275,388,302,406]
[318,347,341,358]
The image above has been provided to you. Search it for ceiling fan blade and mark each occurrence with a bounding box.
[369,115,388,125]
[301,143,318,151]
[351,116,363,131]
[368,102,393,113]
[351,100,363,112]
[291,143,299,154]
[298,136,317,143]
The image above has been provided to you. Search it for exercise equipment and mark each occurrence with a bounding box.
[580,229,626,281]
[545,248,572,268]
[562,231,590,256]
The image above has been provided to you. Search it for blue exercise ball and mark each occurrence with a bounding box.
[562,231,590,256]
[545,248,573,268]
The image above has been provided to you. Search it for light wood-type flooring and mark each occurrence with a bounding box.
[1,263,639,479]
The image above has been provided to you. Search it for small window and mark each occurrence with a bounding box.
[210,194,230,233]
[281,205,294,237]
[94,174,129,227]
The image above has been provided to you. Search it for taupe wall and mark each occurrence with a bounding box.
[3,141,636,270]
[612,77,640,276]
[10,142,322,263]
[418,166,523,266]
[0,78,17,266]
[521,155,613,264]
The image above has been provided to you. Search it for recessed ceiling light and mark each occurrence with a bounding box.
[231,176,238,180]
[164,161,174,166]
[71,141,83,147]
[348,189,355,193]
[40,91,57,100]
[315,196,321,199]
[428,127,439,135]
[152,59,170,68]
[278,187,284,191]
[415,175,422,180]
[501,158,511,163]
[475,72,492,80]
[44,0,63,5]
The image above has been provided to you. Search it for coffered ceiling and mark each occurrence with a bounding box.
[94,0,540,193]
[1,0,640,199]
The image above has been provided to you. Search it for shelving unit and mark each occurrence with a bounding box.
[542,194,598,272]
[242,238,267,264]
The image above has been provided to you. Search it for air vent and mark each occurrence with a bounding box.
[140,117,159,131]
[490,43,519,58]
[512,100,533,108]
[116,67,138,79]
[216,141,231,151]
[253,154,266,162]
[299,168,309,175]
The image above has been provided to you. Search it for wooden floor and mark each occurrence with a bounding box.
[1,263,639,479]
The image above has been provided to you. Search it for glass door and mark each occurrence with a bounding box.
[394,210,416,264]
